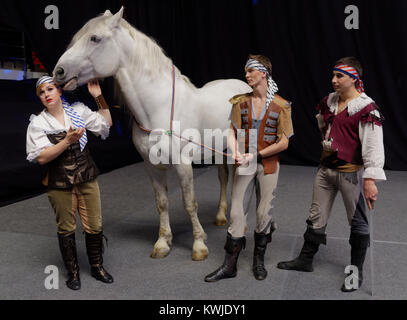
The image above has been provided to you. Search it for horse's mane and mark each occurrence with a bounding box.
[120,18,195,88]
[69,14,195,89]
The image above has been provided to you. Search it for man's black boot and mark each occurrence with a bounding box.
[277,228,326,272]
[204,233,246,282]
[253,232,272,280]
[341,233,370,292]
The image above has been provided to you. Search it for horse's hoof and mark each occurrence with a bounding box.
[151,242,170,259]
[151,248,170,259]
[192,248,209,261]
[214,218,227,227]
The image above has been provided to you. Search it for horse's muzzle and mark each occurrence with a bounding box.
[62,77,78,91]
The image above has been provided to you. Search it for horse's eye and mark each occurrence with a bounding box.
[90,35,101,43]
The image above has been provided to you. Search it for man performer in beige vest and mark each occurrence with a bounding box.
[205,55,294,282]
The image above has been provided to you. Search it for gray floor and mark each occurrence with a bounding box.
[0,163,406,300]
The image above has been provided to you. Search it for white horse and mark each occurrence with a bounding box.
[53,7,251,260]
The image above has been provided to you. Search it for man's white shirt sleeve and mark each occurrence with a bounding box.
[359,110,386,181]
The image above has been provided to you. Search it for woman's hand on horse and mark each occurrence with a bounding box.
[64,127,85,145]
[87,80,102,98]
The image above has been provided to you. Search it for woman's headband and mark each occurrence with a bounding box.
[36,76,56,96]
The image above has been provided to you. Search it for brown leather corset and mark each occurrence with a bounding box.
[46,132,99,189]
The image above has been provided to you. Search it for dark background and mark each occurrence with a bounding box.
[0,0,406,207]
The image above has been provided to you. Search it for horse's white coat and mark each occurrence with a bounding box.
[54,7,251,260]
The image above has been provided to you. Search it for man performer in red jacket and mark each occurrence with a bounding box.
[277,57,386,292]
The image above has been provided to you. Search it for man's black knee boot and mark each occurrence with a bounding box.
[341,233,370,292]
[277,228,326,272]
[204,233,246,282]
[253,232,272,280]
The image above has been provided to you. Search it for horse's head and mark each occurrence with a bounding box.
[53,7,125,90]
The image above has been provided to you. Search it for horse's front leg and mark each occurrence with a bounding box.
[145,163,172,259]
[174,163,208,261]
[215,161,228,226]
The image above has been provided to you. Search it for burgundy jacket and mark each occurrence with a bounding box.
[317,95,383,165]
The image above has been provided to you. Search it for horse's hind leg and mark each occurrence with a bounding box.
[215,162,228,226]
[174,163,208,261]
[145,163,172,259]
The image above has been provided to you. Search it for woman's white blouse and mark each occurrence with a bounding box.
[26,102,110,163]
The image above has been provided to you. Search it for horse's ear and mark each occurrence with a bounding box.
[108,6,124,29]
[103,10,113,17]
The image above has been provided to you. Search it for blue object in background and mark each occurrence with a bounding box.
[1,69,24,80]
[115,120,123,136]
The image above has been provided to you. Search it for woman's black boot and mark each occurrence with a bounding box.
[58,233,81,290]
[85,231,114,283]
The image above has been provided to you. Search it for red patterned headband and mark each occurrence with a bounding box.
[333,64,364,93]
